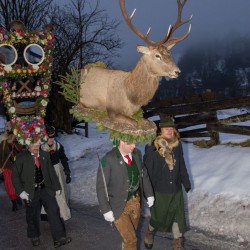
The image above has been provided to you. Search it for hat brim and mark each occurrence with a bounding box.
[159,122,176,128]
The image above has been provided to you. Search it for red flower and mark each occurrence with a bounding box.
[40,89,48,95]
[29,126,34,133]
[16,30,24,36]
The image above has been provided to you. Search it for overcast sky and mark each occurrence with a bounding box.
[58,0,250,70]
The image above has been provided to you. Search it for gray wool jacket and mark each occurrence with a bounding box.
[12,150,61,200]
[96,147,154,219]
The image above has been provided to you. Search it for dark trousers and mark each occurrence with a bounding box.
[26,188,66,241]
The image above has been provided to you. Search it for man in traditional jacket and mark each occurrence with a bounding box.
[12,142,72,248]
[96,139,155,250]
[143,115,191,250]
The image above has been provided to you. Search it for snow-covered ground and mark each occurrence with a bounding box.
[0,108,250,244]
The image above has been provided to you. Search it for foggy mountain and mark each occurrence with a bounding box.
[154,35,250,100]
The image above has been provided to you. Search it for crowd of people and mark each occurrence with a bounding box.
[1,115,191,250]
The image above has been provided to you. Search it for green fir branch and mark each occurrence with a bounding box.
[56,67,81,104]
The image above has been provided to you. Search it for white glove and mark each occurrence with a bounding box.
[147,196,155,207]
[20,191,29,200]
[103,211,115,222]
[56,190,61,195]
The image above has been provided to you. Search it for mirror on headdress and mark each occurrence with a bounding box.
[23,44,45,66]
[0,44,18,66]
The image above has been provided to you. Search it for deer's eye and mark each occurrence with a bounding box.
[155,54,162,60]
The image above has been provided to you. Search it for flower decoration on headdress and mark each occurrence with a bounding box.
[10,115,48,145]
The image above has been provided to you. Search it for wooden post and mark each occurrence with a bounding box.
[207,111,219,145]
[85,122,88,138]
[74,121,89,138]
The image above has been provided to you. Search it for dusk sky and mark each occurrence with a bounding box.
[56,0,250,70]
[57,0,250,70]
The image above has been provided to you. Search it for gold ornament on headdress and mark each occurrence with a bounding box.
[10,20,25,31]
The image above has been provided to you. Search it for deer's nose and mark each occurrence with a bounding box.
[175,69,181,76]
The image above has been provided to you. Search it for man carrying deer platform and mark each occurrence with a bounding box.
[96,139,154,250]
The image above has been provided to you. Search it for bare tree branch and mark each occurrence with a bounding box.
[49,0,122,73]
[0,0,53,30]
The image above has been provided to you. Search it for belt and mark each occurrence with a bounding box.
[34,180,45,190]
[128,190,140,201]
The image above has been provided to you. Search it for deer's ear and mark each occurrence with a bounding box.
[137,45,150,55]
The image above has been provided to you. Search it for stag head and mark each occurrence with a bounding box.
[119,0,192,78]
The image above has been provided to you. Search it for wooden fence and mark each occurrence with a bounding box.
[143,93,250,145]
[72,121,89,137]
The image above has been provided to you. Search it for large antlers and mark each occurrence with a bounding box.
[119,0,192,47]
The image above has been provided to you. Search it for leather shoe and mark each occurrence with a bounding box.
[31,237,40,246]
[66,175,71,184]
[54,236,72,248]
[144,227,155,249]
